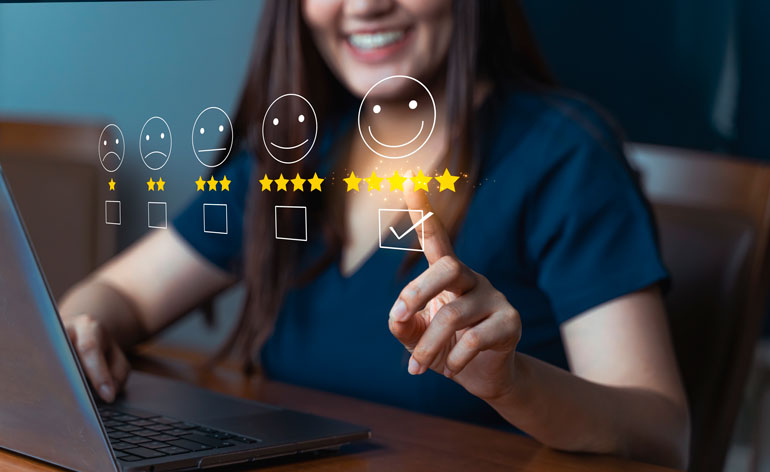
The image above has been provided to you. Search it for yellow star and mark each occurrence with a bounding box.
[156,177,165,191]
[275,173,289,191]
[195,176,206,191]
[343,171,362,192]
[146,178,155,191]
[108,178,116,191]
[364,171,384,192]
[291,173,306,192]
[308,173,324,192]
[435,168,459,192]
[387,171,407,192]
[207,176,218,191]
[220,175,231,191]
[259,174,273,192]
[410,169,433,192]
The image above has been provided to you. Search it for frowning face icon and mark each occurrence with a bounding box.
[98,123,125,173]
[261,93,318,165]
[139,116,172,170]
[192,106,234,168]
[358,75,436,160]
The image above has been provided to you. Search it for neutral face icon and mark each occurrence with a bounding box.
[261,93,318,165]
[98,124,125,173]
[139,116,172,170]
[192,107,233,168]
[358,75,436,159]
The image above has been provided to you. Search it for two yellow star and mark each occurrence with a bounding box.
[146,177,165,191]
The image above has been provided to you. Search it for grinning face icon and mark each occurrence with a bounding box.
[139,116,172,170]
[261,93,318,165]
[98,123,125,172]
[192,106,234,168]
[357,75,436,160]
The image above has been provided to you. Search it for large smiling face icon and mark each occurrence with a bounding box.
[358,75,436,160]
[261,93,318,165]
[192,106,234,168]
[139,116,172,170]
[98,123,125,172]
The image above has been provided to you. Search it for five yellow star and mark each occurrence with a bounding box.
[259,174,273,192]
[308,173,324,192]
[156,177,165,191]
[146,178,156,191]
[275,173,289,191]
[207,176,218,191]
[291,173,306,191]
[220,175,231,191]
[364,171,384,192]
[435,168,459,192]
[343,171,362,192]
[108,178,116,191]
[410,169,433,192]
[387,171,407,192]
[195,176,206,191]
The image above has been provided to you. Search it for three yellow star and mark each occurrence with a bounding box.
[108,178,116,191]
[343,171,362,192]
[410,169,433,192]
[146,178,156,191]
[291,173,306,191]
[435,168,459,192]
[275,173,289,191]
[156,177,165,191]
[207,176,218,191]
[195,176,206,191]
[220,175,231,191]
[259,174,273,192]
[386,171,407,192]
[364,171,384,191]
[308,173,324,192]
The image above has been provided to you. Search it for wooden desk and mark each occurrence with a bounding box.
[0,346,679,472]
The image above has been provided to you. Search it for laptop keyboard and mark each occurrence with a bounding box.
[99,406,261,463]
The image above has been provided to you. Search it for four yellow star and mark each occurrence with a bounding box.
[259,174,273,192]
[219,175,231,191]
[343,171,362,192]
[207,176,218,191]
[108,178,116,191]
[308,173,324,192]
[435,168,459,192]
[146,178,156,191]
[275,173,289,191]
[386,171,407,192]
[195,176,206,191]
[363,171,384,192]
[410,169,433,192]
[291,173,306,191]
[156,177,165,191]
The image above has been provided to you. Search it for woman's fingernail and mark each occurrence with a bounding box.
[443,367,453,378]
[99,383,113,400]
[408,356,421,375]
[390,300,407,321]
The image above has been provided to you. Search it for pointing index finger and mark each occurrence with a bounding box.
[403,171,454,264]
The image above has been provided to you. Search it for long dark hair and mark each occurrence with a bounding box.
[215,0,554,372]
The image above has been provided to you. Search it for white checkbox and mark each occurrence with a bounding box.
[378,208,429,252]
[274,205,308,242]
[147,201,167,229]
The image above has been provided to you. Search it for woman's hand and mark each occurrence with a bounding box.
[388,184,522,402]
[63,314,131,403]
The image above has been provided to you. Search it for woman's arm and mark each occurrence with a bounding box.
[59,229,235,400]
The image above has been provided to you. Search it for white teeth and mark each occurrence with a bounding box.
[349,30,404,50]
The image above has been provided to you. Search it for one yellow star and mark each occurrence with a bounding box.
[387,171,407,192]
[108,178,116,191]
[364,171,384,192]
[291,173,306,192]
[146,178,155,191]
[308,173,324,192]
[343,171,362,192]
[275,173,289,192]
[410,169,433,192]
[259,174,273,192]
[156,177,165,191]
[207,176,218,191]
[435,168,459,192]
[219,175,231,191]
[195,176,206,191]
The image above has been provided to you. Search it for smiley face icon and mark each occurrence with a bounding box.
[192,106,234,168]
[261,93,318,165]
[358,75,436,160]
[98,123,125,173]
[139,116,172,171]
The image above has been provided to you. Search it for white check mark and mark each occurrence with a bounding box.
[389,211,434,240]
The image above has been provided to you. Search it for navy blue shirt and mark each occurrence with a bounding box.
[173,87,668,429]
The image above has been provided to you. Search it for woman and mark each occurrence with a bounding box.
[61,0,690,467]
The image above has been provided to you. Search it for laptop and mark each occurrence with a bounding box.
[0,167,370,471]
